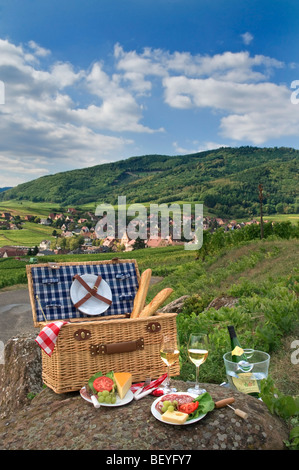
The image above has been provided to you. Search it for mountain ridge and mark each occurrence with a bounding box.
[0,187,12,193]
[1,146,298,218]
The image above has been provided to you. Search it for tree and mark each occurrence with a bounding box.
[58,237,67,249]
[77,235,85,246]
[133,237,146,250]
[196,230,212,260]
[276,202,284,214]
[69,237,79,251]
[258,184,264,239]
[32,245,39,255]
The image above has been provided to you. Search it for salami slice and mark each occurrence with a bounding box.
[155,393,194,413]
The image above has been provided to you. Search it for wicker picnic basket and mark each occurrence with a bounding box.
[26,258,179,394]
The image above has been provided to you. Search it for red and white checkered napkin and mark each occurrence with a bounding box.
[131,373,168,398]
[35,321,69,356]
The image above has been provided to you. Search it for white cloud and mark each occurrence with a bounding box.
[0,37,298,187]
[173,141,228,154]
[116,47,283,83]
[241,32,254,45]
[115,43,167,80]
[163,74,298,144]
[49,62,84,88]
[28,40,51,57]
[113,44,288,148]
[82,61,161,133]
[0,39,163,185]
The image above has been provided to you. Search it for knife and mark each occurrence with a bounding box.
[133,376,151,399]
[85,384,101,408]
[133,374,168,400]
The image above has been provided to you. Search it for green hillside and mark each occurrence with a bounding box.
[1,146,298,218]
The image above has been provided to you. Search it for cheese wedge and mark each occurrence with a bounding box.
[161,410,189,424]
[114,372,132,400]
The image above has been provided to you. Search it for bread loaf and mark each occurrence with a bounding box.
[138,288,173,318]
[130,268,152,318]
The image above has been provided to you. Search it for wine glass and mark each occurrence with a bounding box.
[187,333,209,395]
[160,334,180,393]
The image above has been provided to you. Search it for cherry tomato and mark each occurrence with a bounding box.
[178,401,199,414]
[93,376,114,392]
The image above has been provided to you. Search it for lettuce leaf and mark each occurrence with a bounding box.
[187,392,215,420]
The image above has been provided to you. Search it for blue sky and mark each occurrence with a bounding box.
[0,0,299,187]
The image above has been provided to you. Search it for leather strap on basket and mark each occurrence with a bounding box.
[73,274,112,309]
[90,338,144,355]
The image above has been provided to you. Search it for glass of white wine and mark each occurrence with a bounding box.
[160,334,180,393]
[187,333,209,395]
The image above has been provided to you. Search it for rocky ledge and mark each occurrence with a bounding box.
[0,334,289,451]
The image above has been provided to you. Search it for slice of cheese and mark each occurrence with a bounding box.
[114,372,132,400]
[161,410,189,424]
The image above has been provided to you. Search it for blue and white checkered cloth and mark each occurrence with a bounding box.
[31,262,139,322]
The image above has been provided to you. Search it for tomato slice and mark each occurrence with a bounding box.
[93,376,114,392]
[178,401,199,414]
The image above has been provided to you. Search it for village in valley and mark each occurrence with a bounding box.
[0,206,266,259]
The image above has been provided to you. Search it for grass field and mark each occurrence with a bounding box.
[0,237,298,292]
[0,200,64,218]
[146,238,299,304]
[261,213,299,224]
[1,198,298,221]
[0,222,58,248]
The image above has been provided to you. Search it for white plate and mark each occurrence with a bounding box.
[70,274,112,315]
[151,392,207,425]
[80,387,134,407]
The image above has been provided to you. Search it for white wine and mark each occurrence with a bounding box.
[227,325,259,397]
[187,333,209,395]
[160,349,180,366]
[188,348,208,366]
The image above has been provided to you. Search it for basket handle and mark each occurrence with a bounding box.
[90,337,144,355]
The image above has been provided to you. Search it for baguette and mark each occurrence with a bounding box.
[130,268,152,318]
[138,288,173,318]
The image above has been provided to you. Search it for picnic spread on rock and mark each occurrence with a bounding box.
[26,258,268,426]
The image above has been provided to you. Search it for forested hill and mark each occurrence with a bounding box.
[0,187,12,193]
[1,146,298,218]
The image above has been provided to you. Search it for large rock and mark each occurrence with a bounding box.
[159,295,239,315]
[0,335,290,450]
[159,295,190,313]
[0,333,42,419]
[206,296,239,310]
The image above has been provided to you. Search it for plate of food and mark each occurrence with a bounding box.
[151,391,215,425]
[80,386,134,407]
[80,371,134,407]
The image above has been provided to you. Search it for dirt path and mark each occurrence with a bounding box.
[0,285,36,345]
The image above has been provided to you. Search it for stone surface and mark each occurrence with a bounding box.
[159,295,190,314]
[0,333,42,419]
[0,335,289,451]
[206,296,239,310]
[0,381,289,451]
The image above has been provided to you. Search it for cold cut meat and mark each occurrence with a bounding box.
[155,393,194,413]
